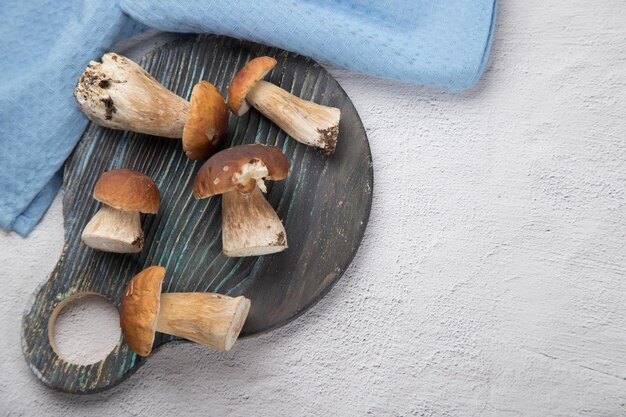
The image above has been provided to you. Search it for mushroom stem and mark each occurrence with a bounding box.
[81,205,143,253]
[246,81,341,154]
[156,293,250,351]
[74,53,190,138]
[221,186,288,257]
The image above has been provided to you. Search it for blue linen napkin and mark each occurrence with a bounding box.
[0,0,497,235]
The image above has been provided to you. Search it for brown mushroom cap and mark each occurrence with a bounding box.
[182,81,229,160]
[120,266,166,357]
[93,169,160,213]
[193,144,289,199]
[228,56,277,116]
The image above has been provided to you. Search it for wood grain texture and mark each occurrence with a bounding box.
[21,34,373,394]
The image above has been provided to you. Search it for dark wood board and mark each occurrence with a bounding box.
[21,33,373,394]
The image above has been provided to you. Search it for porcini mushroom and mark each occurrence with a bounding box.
[74,53,228,160]
[193,144,290,257]
[81,169,159,253]
[120,266,251,356]
[228,57,341,155]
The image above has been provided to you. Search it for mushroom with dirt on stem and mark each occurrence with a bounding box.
[81,169,159,253]
[74,52,228,160]
[193,144,290,257]
[228,56,341,155]
[120,266,251,356]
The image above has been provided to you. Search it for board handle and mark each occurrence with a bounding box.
[21,252,143,394]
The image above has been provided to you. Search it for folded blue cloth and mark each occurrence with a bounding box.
[0,0,497,235]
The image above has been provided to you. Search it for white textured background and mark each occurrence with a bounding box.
[2,1,626,416]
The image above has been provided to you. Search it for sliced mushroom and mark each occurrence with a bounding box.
[193,144,290,257]
[74,53,228,160]
[81,169,159,253]
[120,266,251,356]
[228,57,341,155]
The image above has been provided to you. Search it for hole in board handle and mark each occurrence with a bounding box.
[48,292,121,366]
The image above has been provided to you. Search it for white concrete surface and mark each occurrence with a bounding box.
[2,1,626,415]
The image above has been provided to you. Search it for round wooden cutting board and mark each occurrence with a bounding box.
[21,32,373,393]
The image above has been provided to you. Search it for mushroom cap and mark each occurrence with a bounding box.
[93,169,160,213]
[193,144,289,199]
[120,266,166,357]
[228,56,277,116]
[182,81,229,160]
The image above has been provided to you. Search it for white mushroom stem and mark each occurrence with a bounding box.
[156,293,250,351]
[81,205,143,253]
[221,186,288,257]
[74,53,190,138]
[245,80,341,154]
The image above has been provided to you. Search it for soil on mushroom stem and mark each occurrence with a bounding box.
[100,97,116,120]
[276,231,286,246]
[319,125,339,155]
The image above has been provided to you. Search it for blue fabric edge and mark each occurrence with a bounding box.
[464,0,498,90]
[11,169,63,237]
